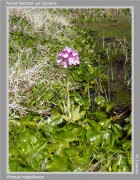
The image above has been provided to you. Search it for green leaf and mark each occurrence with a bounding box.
[123,124,131,136]
[22,121,37,128]
[123,140,131,150]
[18,142,33,157]
[105,102,115,113]
[80,111,86,117]
[71,160,88,172]
[61,115,70,121]
[122,165,131,172]
[52,129,65,139]
[18,166,34,172]
[63,123,82,136]
[112,154,131,172]
[45,155,67,172]
[71,105,85,122]
[9,160,19,172]
[20,114,32,122]
[112,125,122,138]
[85,119,102,131]
[62,131,78,142]
[49,113,63,126]
[33,116,41,122]
[18,129,38,144]
[77,153,91,164]
[95,96,106,106]
[81,127,87,143]
[99,119,111,129]
[52,137,69,155]
[103,146,124,153]
[86,130,103,146]
[102,132,112,146]
[71,105,80,121]
[94,111,108,121]
[65,147,78,157]
[9,145,18,157]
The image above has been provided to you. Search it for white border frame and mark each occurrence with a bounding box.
[7,6,134,174]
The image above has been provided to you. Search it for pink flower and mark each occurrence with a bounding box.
[57,47,80,68]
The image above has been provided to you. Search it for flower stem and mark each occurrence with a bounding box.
[66,68,71,120]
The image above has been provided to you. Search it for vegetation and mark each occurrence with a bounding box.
[9,8,132,172]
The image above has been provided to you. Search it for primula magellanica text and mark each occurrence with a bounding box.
[57,47,80,68]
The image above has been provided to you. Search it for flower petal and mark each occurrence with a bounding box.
[57,47,80,68]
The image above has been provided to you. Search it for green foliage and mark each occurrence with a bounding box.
[9,111,132,172]
[9,9,131,172]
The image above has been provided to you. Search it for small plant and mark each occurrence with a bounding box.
[56,47,86,123]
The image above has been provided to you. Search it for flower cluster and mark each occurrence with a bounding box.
[57,47,80,68]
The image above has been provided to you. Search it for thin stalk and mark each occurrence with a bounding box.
[124,49,128,81]
[110,54,114,81]
[93,84,97,110]
[103,29,105,49]
[87,75,90,104]
[102,82,108,100]
[98,55,103,94]
[66,68,71,120]
[106,49,111,101]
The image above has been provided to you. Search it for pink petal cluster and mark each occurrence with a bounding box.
[57,47,80,68]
